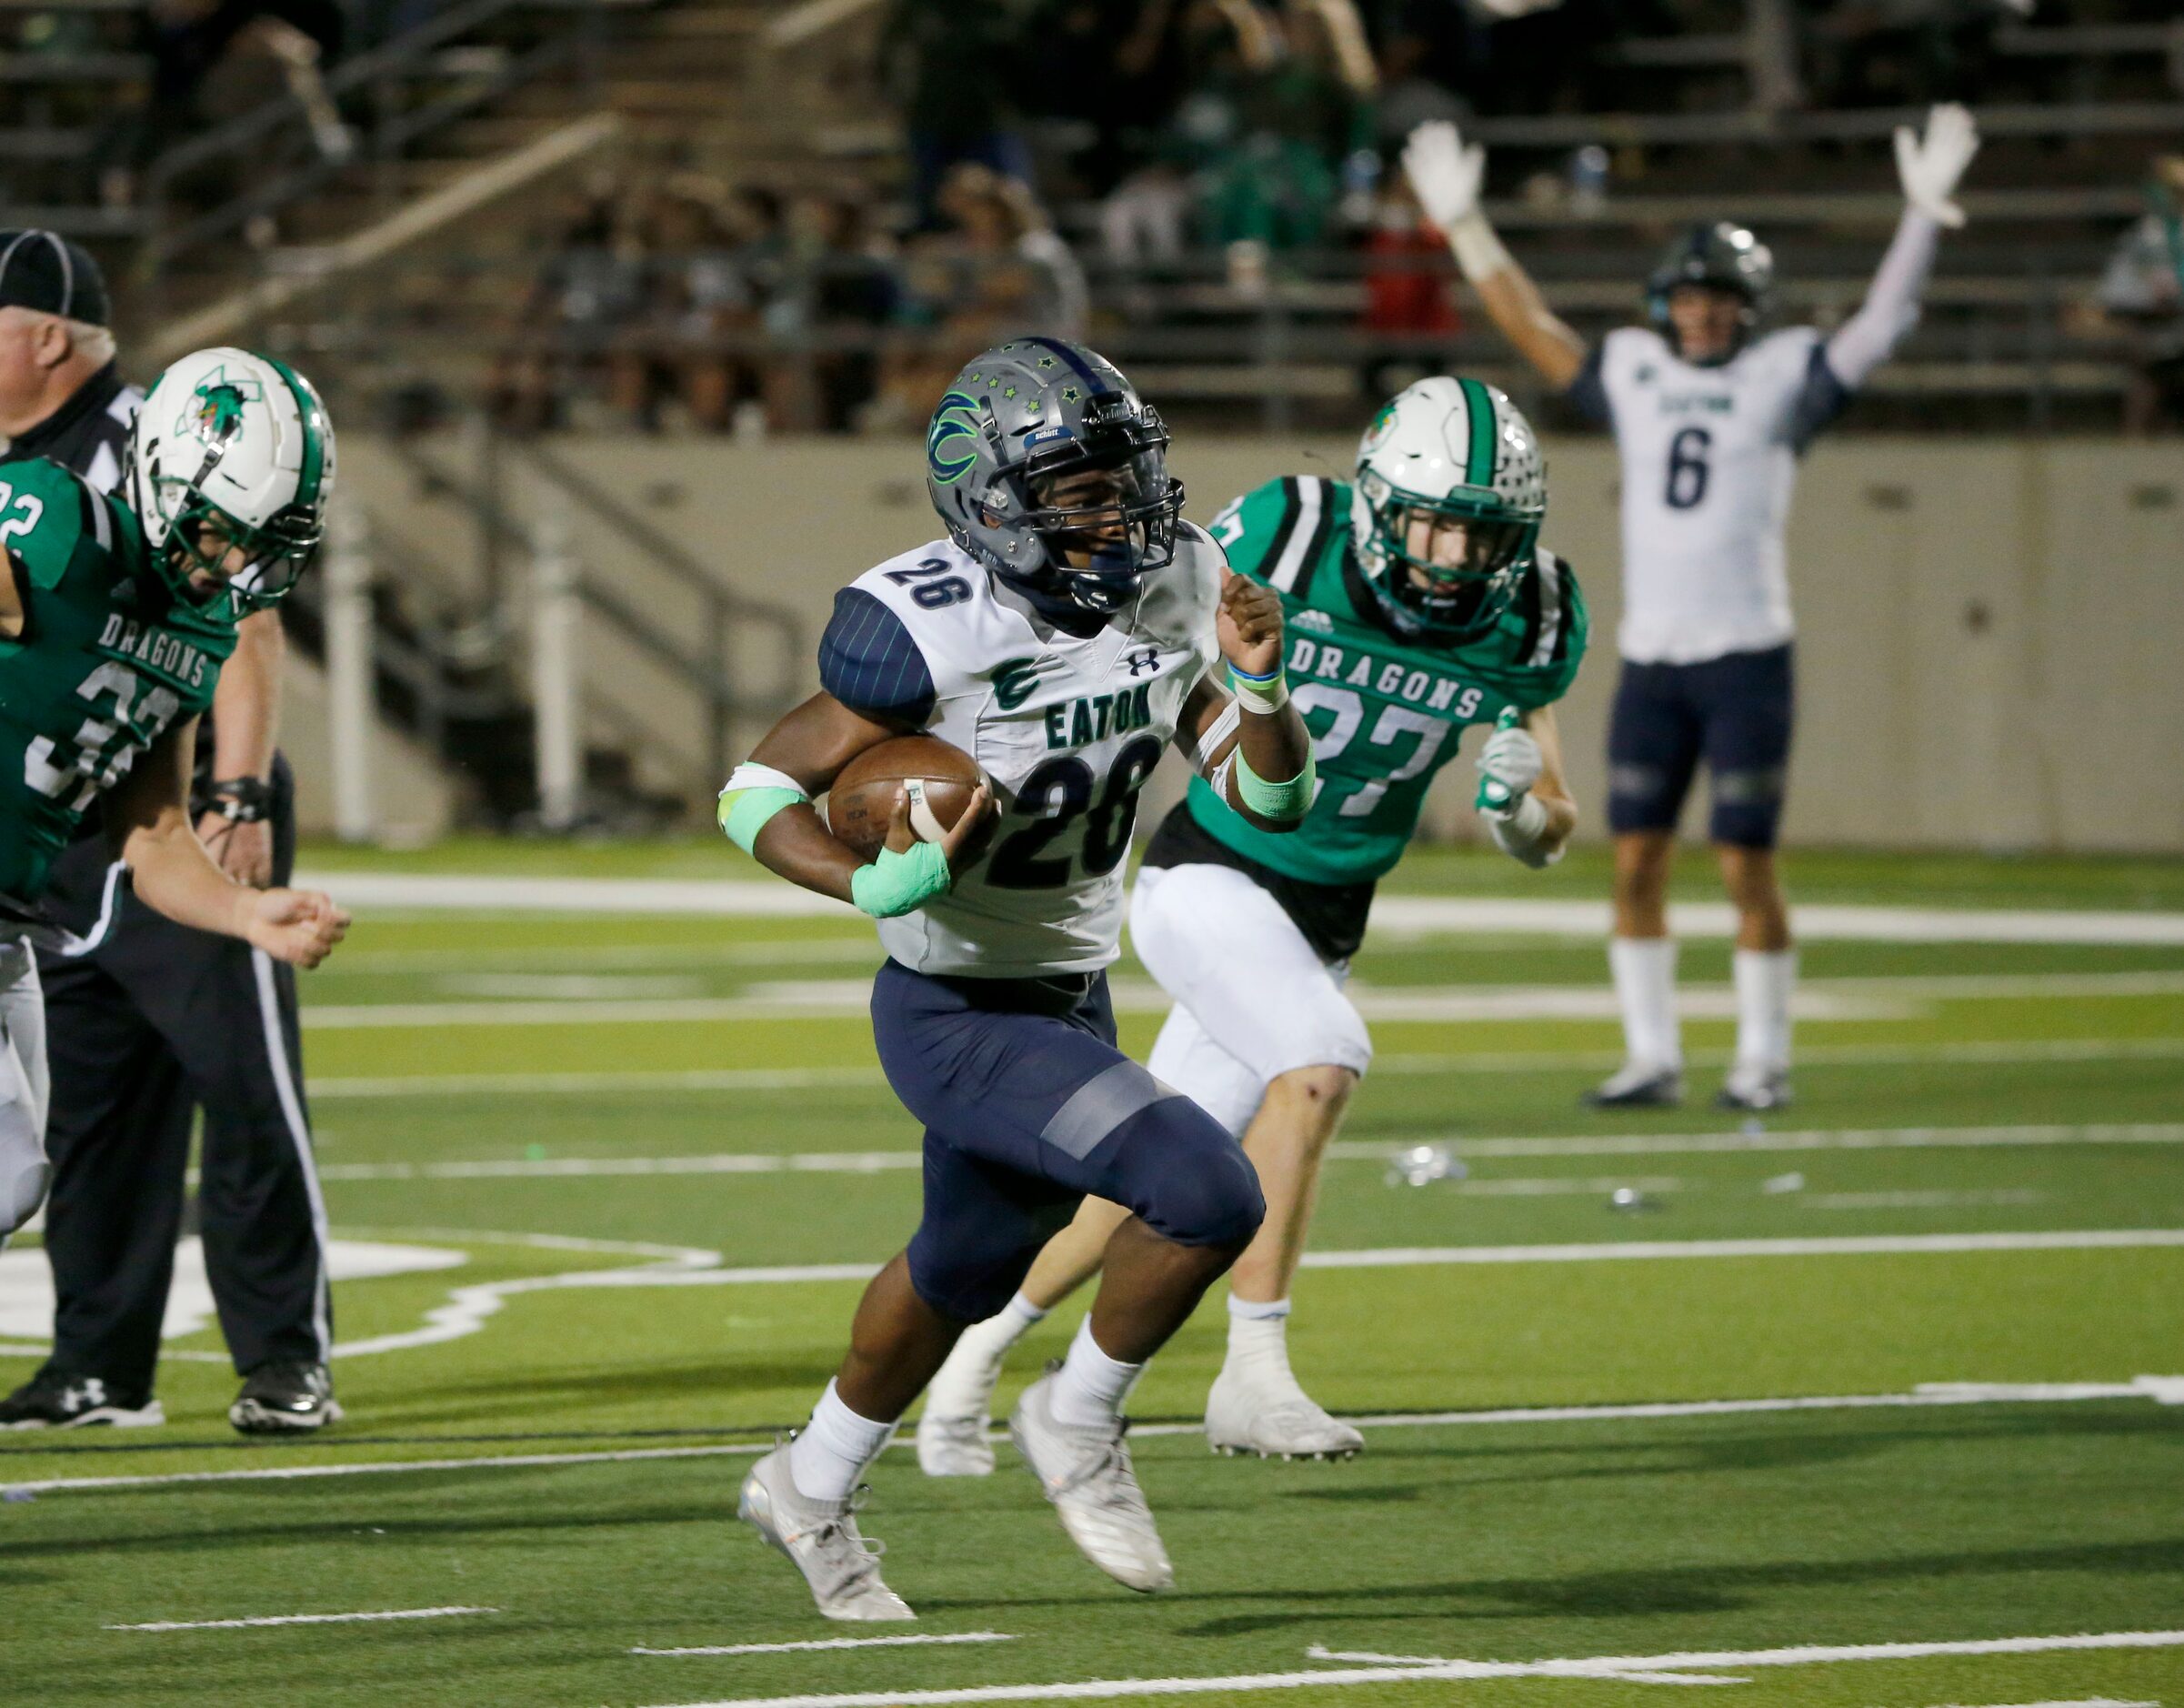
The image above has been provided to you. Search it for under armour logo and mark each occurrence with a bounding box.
[1122,648,1159,678]
[62,1379,105,1413]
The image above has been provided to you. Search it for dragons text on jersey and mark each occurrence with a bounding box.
[819,527,1223,977]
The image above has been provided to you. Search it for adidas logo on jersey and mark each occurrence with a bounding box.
[1289,608,1334,634]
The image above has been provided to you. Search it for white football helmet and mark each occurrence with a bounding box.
[125,346,336,610]
[1351,376,1544,639]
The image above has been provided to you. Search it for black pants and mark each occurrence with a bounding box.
[32,755,328,1395]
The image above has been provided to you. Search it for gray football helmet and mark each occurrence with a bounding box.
[1646,221,1774,364]
[925,338,1185,621]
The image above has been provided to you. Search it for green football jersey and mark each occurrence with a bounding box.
[0,457,237,902]
[1191,475,1587,886]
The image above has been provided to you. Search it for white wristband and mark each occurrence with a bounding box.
[1448,211,1513,282]
[1228,667,1290,715]
[1485,792,1558,869]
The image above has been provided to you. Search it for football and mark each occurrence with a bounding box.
[826,734,987,860]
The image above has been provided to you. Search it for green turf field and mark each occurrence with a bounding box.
[3,842,2180,1708]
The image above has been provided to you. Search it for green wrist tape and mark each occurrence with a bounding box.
[720,787,806,855]
[1235,745,1316,823]
[1474,706,1523,815]
[850,840,953,919]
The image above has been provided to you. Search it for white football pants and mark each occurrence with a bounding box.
[0,938,51,1241]
[1127,862,1373,1140]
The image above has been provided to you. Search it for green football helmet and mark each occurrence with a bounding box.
[1350,376,1544,642]
[125,346,336,611]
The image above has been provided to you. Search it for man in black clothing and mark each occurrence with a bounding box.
[0,230,338,1435]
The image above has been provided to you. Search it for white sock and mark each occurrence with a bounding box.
[1732,948,1797,1072]
[1225,1295,1297,1386]
[925,1292,1046,1414]
[1608,936,1681,1070]
[786,1379,895,1503]
[1048,1317,1143,1429]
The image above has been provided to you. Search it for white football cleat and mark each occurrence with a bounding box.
[737,1445,915,1623]
[1205,1364,1364,1461]
[1717,1063,1791,1111]
[1009,1371,1173,1592]
[916,1321,1013,1477]
[1582,1060,1684,1109]
[915,1409,995,1478]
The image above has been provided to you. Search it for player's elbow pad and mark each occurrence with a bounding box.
[718,763,809,856]
[1235,746,1315,829]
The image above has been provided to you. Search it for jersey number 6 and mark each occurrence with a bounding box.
[1664,427,1712,510]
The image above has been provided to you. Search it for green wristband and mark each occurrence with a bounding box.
[1234,746,1316,823]
[720,787,806,855]
[850,840,953,919]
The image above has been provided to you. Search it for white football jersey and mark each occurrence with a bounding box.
[1590,325,1829,665]
[838,528,1222,978]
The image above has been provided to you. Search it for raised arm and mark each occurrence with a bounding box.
[1174,571,1315,834]
[104,719,347,966]
[1402,121,1588,391]
[1823,105,1979,391]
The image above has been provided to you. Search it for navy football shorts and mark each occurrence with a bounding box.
[1606,644,1794,849]
[870,959,1265,1324]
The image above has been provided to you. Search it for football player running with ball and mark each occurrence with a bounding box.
[917,377,1586,1470]
[0,347,348,1241]
[717,339,1313,1620]
[1404,105,1979,1110]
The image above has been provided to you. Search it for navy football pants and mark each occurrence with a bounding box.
[870,959,1265,1324]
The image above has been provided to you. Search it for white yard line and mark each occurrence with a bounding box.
[301,1038,2184,1100]
[306,1122,2184,1182]
[628,1630,2184,1708]
[9,1380,2176,1499]
[107,1605,495,1633]
[1297,1229,2184,1270]
[1798,1190,2047,1211]
[634,1634,1014,1657]
[306,1225,2184,1359]
[296,874,2184,945]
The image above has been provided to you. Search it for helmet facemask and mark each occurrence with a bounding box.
[1002,407,1184,618]
[1357,469,1537,640]
[152,484,323,613]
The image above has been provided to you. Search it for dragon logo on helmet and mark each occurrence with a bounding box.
[176,367,263,447]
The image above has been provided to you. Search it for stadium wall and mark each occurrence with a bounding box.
[335,436,2184,854]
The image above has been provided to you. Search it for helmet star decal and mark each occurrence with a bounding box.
[177,365,264,446]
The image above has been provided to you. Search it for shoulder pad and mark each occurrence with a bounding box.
[0,457,104,591]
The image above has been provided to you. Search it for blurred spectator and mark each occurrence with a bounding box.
[1192,0,1378,253]
[1802,0,2026,109]
[490,176,648,435]
[98,0,350,210]
[878,166,1087,428]
[776,193,903,433]
[2089,156,2184,435]
[880,0,1035,229]
[1017,0,1196,202]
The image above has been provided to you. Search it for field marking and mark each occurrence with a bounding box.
[297,872,2184,944]
[306,1123,2184,1183]
[301,1037,2184,1100]
[634,1634,1014,1657]
[287,1224,2184,1359]
[10,1379,2176,1498]
[1799,1190,2046,1211]
[292,981,1914,1030]
[630,1630,2184,1707]
[107,1605,495,1633]
[1911,1700,2159,1707]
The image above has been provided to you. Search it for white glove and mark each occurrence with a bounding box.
[1401,120,1485,234]
[1474,724,1543,813]
[1894,102,1979,229]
